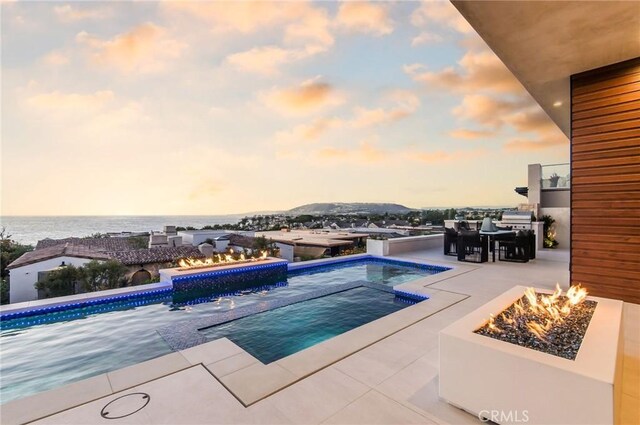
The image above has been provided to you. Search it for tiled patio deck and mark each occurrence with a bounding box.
[3,248,638,425]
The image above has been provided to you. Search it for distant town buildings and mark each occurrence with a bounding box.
[5,208,518,303]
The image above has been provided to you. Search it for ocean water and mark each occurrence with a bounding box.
[0,215,245,246]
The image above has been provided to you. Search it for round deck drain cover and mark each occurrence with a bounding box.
[101,392,150,419]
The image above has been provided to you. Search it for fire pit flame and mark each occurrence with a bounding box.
[487,314,501,333]
[483,283,588,341]
[178,250,269,270]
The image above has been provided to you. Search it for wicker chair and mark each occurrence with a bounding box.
[498,231,530,263]
[444,227,459,256]
[457,230,488,263]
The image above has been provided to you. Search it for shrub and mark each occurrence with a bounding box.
[79,260,128,292]
[35,265,79,298]
[36,260,128,297]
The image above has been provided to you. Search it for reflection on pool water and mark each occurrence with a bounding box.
[0,258,445,403]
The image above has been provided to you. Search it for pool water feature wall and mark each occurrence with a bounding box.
[161,259,288,293]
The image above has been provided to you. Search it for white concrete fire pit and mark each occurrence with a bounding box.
[439,285,623,425]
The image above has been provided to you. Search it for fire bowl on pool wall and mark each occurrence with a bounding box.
[159,258,288,293]
[440,285,624,425]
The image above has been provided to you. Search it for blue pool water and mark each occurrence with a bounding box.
[0,258,445,403]
[200,287,408,363]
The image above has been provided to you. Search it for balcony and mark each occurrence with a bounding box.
[541,163,570,190]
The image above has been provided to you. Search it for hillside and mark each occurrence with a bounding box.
[287,203,414,215]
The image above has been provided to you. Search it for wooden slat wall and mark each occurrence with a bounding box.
[571,57,640,304]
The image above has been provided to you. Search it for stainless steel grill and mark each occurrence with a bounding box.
[501,211,533,230]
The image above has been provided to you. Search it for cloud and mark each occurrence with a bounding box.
[314,138,485,166]
[411,0,473,34]
[507,109,558,133]
[336,1,394,36]
[22,86,148,140]
[54,4,111,22]
[189,181,224,201]
[350,90,420,128]
[26,90,115,111]
[450,93,567,149]
[406,32,566,151]
[226,45,319,76]
[452,94,524,129]
[42,50,69,66]
[271,89,421,158]
[318,140,386,163]
[220,3,333,76]
[407,148,486,164]
[165,1,333,52]
[283,5,333,50]
[76,23,186,74]
[164,1,304,33]
[412,31,443,47]
[274,117,343,147]
[449,129,495,140]
[405,50,523,94]
[261,77,344,116]
[504,134,567,152]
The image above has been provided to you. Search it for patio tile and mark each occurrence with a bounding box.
[334,330,437,388]
[375,357,479,425]
[3,374,113,425]
[220,362,297,405]
[180,337,244,366]
[107,352,191,392]
[205,351,259,378]
[322,390,434,424]
[410,376,482,424]
[34,366,251,425]
[266,367,369,424]
[276,344,340,378]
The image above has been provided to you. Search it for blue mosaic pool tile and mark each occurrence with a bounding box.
[393,289,430,302]
[0,287,173,322]
[172,263,287,292]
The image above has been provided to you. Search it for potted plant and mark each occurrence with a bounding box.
[549,172,560,188]
[541,215,559,248]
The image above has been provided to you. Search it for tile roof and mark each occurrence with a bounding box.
[228,234,257,249]
[7,244,111,270]
[10,237,205,269]
[36,237,139,251]
[107,246,205,266]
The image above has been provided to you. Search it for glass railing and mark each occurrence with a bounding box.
[541,163,570,189]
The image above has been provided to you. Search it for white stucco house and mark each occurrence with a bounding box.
[6,244,111,304]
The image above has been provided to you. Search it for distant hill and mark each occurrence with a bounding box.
[287,203,414,215]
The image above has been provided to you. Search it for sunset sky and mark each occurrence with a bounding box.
[1,1,569,216]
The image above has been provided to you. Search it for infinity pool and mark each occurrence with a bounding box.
[0,258,446,403]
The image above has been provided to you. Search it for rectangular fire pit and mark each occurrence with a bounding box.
[159,258,288,293]
[440,285,623,425]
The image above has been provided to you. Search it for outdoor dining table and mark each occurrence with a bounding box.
[479,230,516,262]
